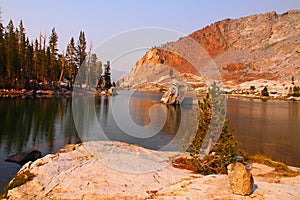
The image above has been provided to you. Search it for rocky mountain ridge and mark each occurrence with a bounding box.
[118,10,300,95]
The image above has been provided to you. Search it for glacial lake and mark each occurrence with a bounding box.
[0,92,299,191]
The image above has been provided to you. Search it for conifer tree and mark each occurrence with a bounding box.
[103,61,111,89]
[65,37,78,87]
[49,28,59,81]
[77,31,86,66]
[0,22,5,86]
[76,31,87,87]
[18,20,26,87]
[5,20,19,87]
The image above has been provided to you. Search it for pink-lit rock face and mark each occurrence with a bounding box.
[119,10,300,90]
[6,141,300,200]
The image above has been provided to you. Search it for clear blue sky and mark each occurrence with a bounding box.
[1,0,299,77]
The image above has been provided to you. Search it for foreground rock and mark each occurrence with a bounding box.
[6,141,300,199]
[228,162,254,195]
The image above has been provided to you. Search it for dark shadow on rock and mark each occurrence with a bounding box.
[252,184,258,193]
[5,149,42,165]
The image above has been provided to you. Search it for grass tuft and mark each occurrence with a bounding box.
[1,170,35,198]
[249,154,300,177]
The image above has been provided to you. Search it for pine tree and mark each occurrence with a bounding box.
[77,31,86,66]
[5,20,19,88]
[76,31,87,87]
[89,53,99,87]
[65,37,78,87]
[0,22,5,86]
[49,28,59,81]
[103,61,111,89]
[18,20,26,87]
[24,38,34,89]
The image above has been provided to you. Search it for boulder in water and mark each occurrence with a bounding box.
[5,149,42,165]
[160,81,186,105]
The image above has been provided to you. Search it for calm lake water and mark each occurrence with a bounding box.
[0,93,299,191]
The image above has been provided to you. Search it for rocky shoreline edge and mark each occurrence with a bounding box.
[0,87,116,98]
[3,141,300,200]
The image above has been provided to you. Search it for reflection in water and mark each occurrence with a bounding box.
[0,98,80,191]
[93,94,192,150]
[227,99,300,167]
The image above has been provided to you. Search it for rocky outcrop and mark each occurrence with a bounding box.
[160,81,186,104]
[118,10,300,92]
[227,162,254,195]
[6,141,300,200]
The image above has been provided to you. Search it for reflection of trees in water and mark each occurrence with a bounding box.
[95,96,109,126]
[0,98,79,154]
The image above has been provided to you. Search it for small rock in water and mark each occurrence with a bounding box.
[5,149,42,165]
[227,162,254,195]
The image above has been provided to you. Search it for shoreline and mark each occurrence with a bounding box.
[0,87,116,98]
[226,93,300,102]
[1,87,300,102]
[3,141,300,199]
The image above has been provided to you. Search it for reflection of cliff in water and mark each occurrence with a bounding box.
[164,105,181,135]
[94,94,195,151]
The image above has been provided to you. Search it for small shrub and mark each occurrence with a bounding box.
[293,86,300,97]
[261,86,269,97]
[288,86,300,97]
[186,83,242,175]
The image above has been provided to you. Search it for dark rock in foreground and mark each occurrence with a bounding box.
[5,150,42,165]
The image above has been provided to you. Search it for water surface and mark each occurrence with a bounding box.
[227,98,300,166]
[0,95,299,192]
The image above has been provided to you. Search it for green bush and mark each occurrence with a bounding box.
[188,84,241,175]
[293,86,300,97]
[261,86,269,97]
[288,86,300,97]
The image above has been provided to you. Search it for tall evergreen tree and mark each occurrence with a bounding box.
[5,20,19,88]
[65,37,78,87]
[24,38,34,88]
[49,28,58,61]
[76,31,87,87]
[49,28,59,81]
[0,22,5,85]
[77,31,86,66]
[103,61,111,89]
[90,53,101,86]
[18,20,26,87]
